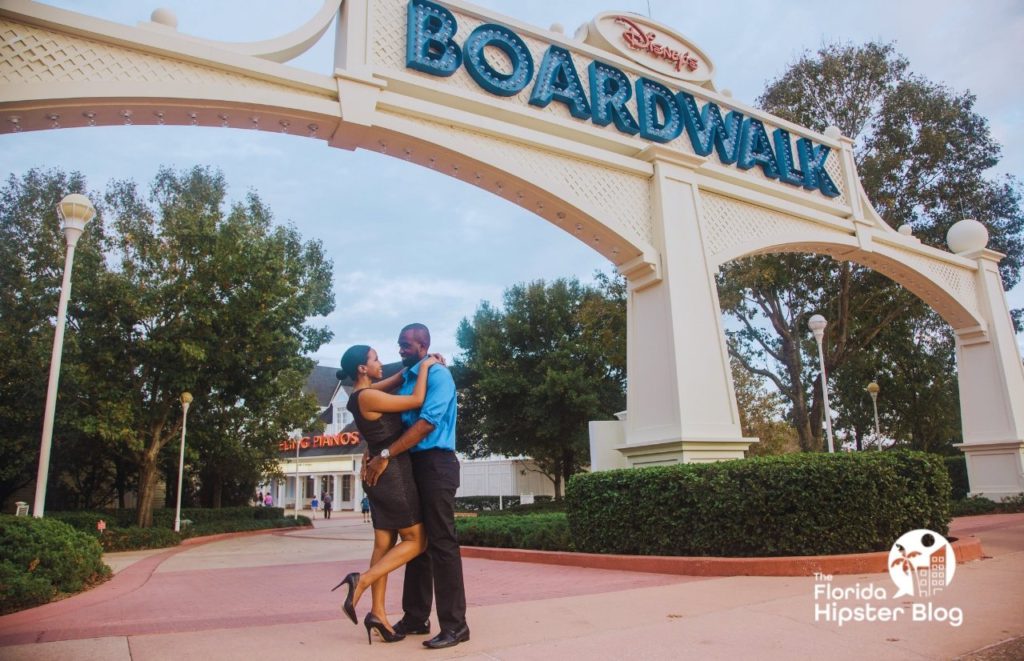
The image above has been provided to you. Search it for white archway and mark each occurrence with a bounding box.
[2,0,1022,497]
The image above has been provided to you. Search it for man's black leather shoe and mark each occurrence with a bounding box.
[423,624,470,649]
[392,619,430,636]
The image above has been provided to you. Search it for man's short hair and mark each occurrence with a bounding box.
[401,322,431,349]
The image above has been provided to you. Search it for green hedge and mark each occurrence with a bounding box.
[566,450,951,557]
[50,507,283,531]
[48,507,308,552]
[97,526,181,552]
[950,494,1024,517]
[478,500,566,516]
[456,513,571,551]
[0,515,110,614]
[455,496,554,512]
[945,456,970,500]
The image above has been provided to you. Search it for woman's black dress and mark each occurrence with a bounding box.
[347,390,422,530]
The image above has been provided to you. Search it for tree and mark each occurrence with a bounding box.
[0,167,333,524]
[0,168,110,505]
[719,42,1024,452]
[453,273,625,498]
[730,358,798,456]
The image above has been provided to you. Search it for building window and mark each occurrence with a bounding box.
[342,474,353,502]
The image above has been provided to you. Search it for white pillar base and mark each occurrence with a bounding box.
[955,441,1024,501]
[589,419,756,469]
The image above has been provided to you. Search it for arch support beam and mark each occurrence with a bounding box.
[955,249,1024,500]
[590,158,756,469]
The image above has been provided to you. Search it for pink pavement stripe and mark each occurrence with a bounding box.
[0,551,702,646]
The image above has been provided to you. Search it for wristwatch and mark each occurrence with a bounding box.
[379,448,391,460]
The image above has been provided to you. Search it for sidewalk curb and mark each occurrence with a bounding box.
[461,536,984,576]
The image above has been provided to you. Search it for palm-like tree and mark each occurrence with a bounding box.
[890,543,921,575]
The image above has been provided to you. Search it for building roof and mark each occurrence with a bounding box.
[303,365,343,407]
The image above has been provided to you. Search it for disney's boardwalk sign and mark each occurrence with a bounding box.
[405,0,839,198]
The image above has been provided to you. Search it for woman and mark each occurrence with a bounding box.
[332,345,436,644]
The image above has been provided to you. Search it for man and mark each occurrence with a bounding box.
[363,323,468,649]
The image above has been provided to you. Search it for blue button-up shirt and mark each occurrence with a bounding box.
[398,359,457,452]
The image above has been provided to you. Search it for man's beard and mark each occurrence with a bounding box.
[402,355,420,368]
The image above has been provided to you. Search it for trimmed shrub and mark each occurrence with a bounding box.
[566,450,951,557]
[98,526,181,552]
[950,494,1024,517]
[479,503,569,517]
[455,496,554,512]
[0,515,110,614]
[456,513,571,551]
[944,456,970,500]
[950,495,999,517]
[48,507,310,552]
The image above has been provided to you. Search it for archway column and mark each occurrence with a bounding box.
[590,153,756,469]
[955,249,1024,499]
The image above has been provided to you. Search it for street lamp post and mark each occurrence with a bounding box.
[866,381,881,450]
[807,314,835,453]
[294,432,301,519]
[174,392,193,533]
[33,194,96,517]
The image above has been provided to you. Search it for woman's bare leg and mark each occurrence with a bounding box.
[352,523,427,628]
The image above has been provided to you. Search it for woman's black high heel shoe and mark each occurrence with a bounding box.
[330,572,359,624]
[364,613,406,644]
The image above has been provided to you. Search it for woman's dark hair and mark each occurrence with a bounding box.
[339,345,371,381]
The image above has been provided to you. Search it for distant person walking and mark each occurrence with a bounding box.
[322,492,332,520]
[311,494,320,519]
[264,492,273,507]
[361,494,371,523]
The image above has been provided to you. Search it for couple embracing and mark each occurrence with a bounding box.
[333,323,469,649]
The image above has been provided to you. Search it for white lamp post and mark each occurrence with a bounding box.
[174,392,193,533]
[294,432,301,519]
[33,194,96,517]
[866,381,881,450]
[807,314,835,453]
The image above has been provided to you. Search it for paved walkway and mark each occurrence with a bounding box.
[1,512,1022,660]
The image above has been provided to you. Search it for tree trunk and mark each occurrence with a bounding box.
[136,453,159,528]
[116,457,126,509]
[212,479,222,509]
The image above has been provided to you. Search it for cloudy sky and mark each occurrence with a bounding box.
[2,0,1022,365]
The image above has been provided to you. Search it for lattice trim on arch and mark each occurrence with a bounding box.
[392,113,654,244]
[0,19,328,98]
[700,191,849,264]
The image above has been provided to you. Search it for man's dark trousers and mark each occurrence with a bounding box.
[403,449,467,631]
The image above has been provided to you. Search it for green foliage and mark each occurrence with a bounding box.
[456,513,571,551]
[0,515,110,614]
[949,494,1024,517]
[454,495,554,512]
[97,526,181,552]
[48,507,309,551]
[0,167,334,524]
[944,456,969,500]
[566,451,950,557]
[731,357,799,455]
[480,499,565,516]
[453,272,625,498]
[949,495,998,517]
[721,42,1024,452]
